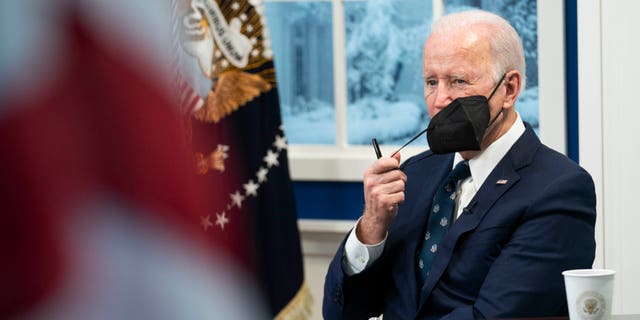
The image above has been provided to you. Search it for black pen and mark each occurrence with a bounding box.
[372,138,382,159]
[372,127,428,160]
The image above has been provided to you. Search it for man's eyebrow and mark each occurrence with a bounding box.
[422,74,466,80]
[449,73,468,79]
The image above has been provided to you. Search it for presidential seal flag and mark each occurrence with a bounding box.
[174,0,312,318]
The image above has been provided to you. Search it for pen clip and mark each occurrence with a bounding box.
[372,138,382,159]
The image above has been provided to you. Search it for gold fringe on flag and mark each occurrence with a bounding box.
[274,281,313,320]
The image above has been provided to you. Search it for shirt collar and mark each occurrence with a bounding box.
[453,112,526,190]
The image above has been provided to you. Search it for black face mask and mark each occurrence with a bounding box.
[426,74,506,154]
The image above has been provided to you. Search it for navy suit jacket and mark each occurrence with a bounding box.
[323,124,596,319]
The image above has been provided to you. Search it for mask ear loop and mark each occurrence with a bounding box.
[487,73,507,101]
[486,73,507,127]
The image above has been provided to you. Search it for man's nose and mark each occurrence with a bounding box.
[432,85,454,110]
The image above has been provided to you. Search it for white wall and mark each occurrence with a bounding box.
[578,0,640,314]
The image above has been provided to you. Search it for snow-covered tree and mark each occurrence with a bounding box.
[346,0,404,103]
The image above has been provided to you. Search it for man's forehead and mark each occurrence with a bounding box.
[423,30,493,74]
[425,28,490,53]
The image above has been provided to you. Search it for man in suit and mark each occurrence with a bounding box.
[323,10,596,320]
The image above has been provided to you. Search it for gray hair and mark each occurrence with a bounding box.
[431,10,527,91]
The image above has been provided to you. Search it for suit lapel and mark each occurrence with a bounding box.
[417,123,541,310]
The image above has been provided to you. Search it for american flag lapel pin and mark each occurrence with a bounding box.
[496,179,508,185]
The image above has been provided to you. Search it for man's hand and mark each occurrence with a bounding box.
[359,152,406,244]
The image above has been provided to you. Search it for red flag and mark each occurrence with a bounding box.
[0,1,266,318]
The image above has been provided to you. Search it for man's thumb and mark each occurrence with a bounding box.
[392,152,401,165]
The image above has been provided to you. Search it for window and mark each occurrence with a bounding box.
[344,0,431,146]
[267,1,335,144]
[265,0,566,181]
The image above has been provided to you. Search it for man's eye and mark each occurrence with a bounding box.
[453,79,467,85]
[425,80,437,87]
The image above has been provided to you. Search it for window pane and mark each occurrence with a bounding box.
[446,0,539,132]
[345,0,432,146]
[265,1,335,144]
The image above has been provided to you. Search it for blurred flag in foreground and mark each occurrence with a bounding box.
[0,0,267,319]
[175,0,312,318]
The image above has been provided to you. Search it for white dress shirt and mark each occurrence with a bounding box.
[343,113,526,275]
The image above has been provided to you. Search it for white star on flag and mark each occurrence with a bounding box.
[244,180,259,197]
[200,215,213,231]
[256,167,268,183]
[263,150,279,168]
[217,144,229,158]
[231,2,240,10]
[430,244,438,253]
[230,190,245,208]
[273,135,287,151]
[216,212,229,230]
[440,217,448,227]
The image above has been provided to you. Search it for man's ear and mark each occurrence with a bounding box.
[502,70,521,110]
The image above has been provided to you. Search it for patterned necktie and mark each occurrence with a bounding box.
[417,160,471,285]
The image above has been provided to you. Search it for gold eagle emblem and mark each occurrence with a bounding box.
[180,0,276,123]
[193,70,271,123]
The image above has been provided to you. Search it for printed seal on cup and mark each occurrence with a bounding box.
[576,290,606,320]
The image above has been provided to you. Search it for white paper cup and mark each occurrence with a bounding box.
[562,269,615,320]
